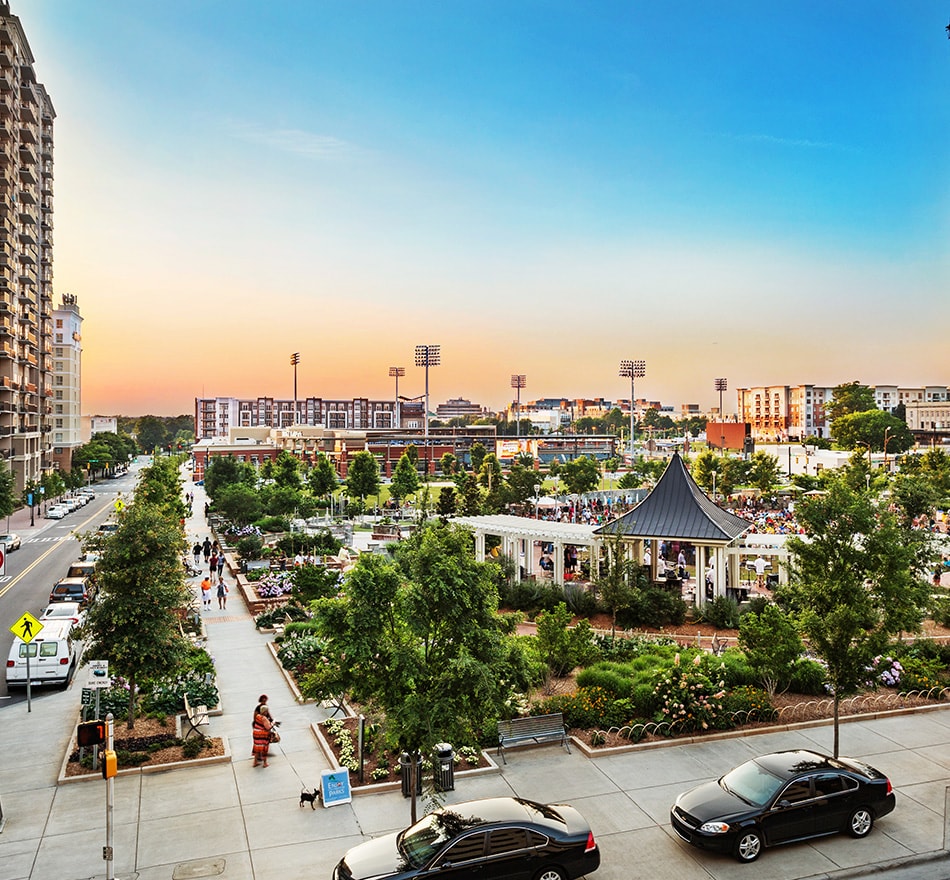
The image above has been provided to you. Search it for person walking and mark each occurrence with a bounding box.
[202,537,212,563]
[192,541,202,567]
[209,552,218,578]
[216,553,225,583]
[200,576,213,611]
[216,579,228,610]
[252,695,277,767]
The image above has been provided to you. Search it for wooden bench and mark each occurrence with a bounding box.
[497,712,570,764]
[182,693,209,740]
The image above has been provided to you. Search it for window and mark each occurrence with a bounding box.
[487,828,527,856]
[779,780,813,804]
[18,643,38,658]
[39,641,59,657]
[54,391,62,399]
[55,319,62,328]
[436,833,486,866]
[814,773,855,797]
[55,333,62,343]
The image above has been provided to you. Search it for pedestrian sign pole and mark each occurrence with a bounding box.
[9,612,43,713]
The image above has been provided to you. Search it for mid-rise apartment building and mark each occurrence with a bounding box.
[50,293,80,470]
[195,396,399,439]
[0,2,54,492]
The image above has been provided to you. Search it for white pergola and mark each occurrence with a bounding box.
[451,514,601,583]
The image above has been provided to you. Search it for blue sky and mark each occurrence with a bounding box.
[16,1,949,414]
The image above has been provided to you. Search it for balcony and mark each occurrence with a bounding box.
[18,103,35,124]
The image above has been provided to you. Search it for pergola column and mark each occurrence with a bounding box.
[474,531,486,562]
[554,541,564,583]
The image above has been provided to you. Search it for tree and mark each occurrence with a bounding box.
[346,451,380,504]
[826,381,877,422]
[81,502,190,728]
[0,457,16,522]
[134,456,186,521]
[136,415,170,453]
[558,456,600,495]
[469,442,487,474]
[505,462,539,506]
[595,537,641,637]
[273,450,301,489]
[782,480,933,756]
[436,486,457,517]
[748,451,783,495]
[477,453,503,493]
[204,455,253,500]
[301,521,533,820]
[389,453,421,504]
[832,409,914,453]
[535,603,598,676]
[439,452,458,476]
[738,604,803,696]
[215,484,263,526]
[308,453,338,499]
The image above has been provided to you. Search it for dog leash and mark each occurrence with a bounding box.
[269,727,319,797]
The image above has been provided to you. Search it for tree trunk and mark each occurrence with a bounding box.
[832,694,840,758]
[127,674,137,730]
[410,747,419,824]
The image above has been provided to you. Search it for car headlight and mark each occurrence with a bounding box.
[699,821,731,834]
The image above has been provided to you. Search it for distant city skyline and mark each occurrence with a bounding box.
[18,2,948,415]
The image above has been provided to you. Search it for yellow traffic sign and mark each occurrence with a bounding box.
[10,612,43,644]
[114,498,124,511]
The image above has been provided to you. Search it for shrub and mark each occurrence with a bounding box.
[788,658,827,695]
[575,664,634,699]
[143,675,219,716]
[897,655,944,692]
[714,686,776,729]
[255,515,289,533]
[932,596,950,628]
[182,737,206,759]
[531,686,614,729]
[592,632,677,661]
[236,534,264,560]
[255,604,309,629]
[276,630,326,674]
[700,649,756,689]
[563,582,598,617]
[701,596,741,629]
[651,654,725,733]
[535,603,598,676]
[615,587,687,629]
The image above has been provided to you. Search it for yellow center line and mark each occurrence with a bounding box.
[0,508,102,600]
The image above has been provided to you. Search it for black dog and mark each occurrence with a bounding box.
[299,788,319,809]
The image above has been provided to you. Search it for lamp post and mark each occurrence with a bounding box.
[389,366,405,428]
[711,470,717,503]
[414,344,440,473]
[289,352,300,427]
[882,426,892,471]
[714,378,727,454]
[619,359,646,460]
[534,483,541,519]
[511,375,526,437]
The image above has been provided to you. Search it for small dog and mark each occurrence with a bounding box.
[299,788,319,809]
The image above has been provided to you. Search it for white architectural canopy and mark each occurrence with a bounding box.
[451,514,600,583]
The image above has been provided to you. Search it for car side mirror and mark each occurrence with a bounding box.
[777,799,791,809]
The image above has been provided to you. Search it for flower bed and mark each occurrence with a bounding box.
[317,716,489,788]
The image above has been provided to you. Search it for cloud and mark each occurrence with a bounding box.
[727,131,847,151]
[226,121,360,159]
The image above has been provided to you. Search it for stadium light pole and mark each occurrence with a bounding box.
[511,374,526,437]
[415,345,440,471]
[714,378,727,455]
[290,352,300,427]
[619,359,646,459]
[389,366,405,428]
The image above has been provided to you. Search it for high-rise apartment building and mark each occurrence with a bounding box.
[51,293,80,471]
[0,2,54,492]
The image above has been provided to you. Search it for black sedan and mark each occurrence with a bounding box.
[670,749,895,863]
[333,797,600,880]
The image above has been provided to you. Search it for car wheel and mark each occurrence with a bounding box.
[734,829,763,862]
[848,807,874,838]
[534,867,567,880]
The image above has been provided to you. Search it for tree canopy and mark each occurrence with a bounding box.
[826,381,877,422]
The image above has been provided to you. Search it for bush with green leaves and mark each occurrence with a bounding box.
[142,674,219,716]
[930,595,950,628]
[276,629,326,675]
[535,603,598,676]
[255,603,309,629]
[714,686,776,729]
[651,653,726,733]
[700,596,741,629]
[615,586,687,629]
[788,657,828,695]
[698,649,756,689]
[254,515,289,533]
[236,534,264,560]
[531,686,624,729]
[895,655,945,692]
[591,632,677,661]
[275,530,342,557]
[499,578,564,615]
[738,603,803,695]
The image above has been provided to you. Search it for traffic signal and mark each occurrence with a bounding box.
[101,749,117,779]
[77,720,106,747]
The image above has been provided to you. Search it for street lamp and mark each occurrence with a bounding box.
[711,470,717,503]
[290,352,300,427]
[511,375,526,437]
[882,426,892,471]
[619,359,646,460]
[714,378,727,454]
[534,483,541,519]
[389,366,405,428]
[415,344,440,472]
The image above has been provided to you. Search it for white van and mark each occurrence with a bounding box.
[5,620,77,688]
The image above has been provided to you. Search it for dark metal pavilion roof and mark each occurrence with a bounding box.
[594,452,751,544]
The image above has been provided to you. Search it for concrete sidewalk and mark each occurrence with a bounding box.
[1,475,950,880]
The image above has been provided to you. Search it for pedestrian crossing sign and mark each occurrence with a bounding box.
[10,612,43,644]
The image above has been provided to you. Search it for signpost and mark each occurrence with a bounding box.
[0,541,6,577]
[86,661,110,770]
[9,612,43,712]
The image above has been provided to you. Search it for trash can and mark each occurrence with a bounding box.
[399,752,423,798]
[433,743,454,792]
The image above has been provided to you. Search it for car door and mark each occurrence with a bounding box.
[762,778,815,845]
[428,831,487,879]
[812,772,859,833]
[484,827,538,880]
[35,639,63,681]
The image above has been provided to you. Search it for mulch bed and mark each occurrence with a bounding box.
[318,715,490,788]
[64,715,225,777]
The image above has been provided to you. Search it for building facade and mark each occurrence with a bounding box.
[194,396,399,439]
[0,3,54,492]
[50,293,80,470]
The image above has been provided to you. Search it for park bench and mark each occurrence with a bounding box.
[182,693,209,740]
[497,712,570,764]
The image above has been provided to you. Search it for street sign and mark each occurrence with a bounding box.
[0,542,6,577]
[114,498,124,512]
[81,688,94,706]
[10,612,42,644]
[86,660,111,689]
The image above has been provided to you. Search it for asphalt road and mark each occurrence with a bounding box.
[0,471,138,705]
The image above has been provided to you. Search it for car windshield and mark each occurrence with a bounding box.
[398,810,485,868]
[720,759,785,807]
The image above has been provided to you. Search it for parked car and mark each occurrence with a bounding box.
[670,749,896,863]
[78,487,96,499]
[333,797,600,880]
[5,620,77,688]
[49,576,94,608]
[45,505,68,519]
[65,560,97,582]
[40,601,85,627]
[0,532,21,550]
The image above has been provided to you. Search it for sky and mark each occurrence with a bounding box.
[14,1,950,416]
